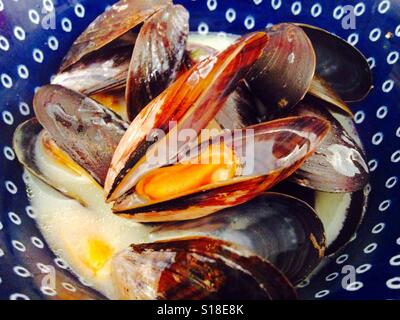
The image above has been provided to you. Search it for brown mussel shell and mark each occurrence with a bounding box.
[33,85,128,185]
[290,98,369,193]
[297,23,372,102]
[112,116,330,222]
[53,45,133,96]
[111,237,297,300]
[126,4,189,120]
[273,181,369,255]
[246,23,316,118]
[151,192,325,284]
[105,32,269,201]
[60,0,172,71]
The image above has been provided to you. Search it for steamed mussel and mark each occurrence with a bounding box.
[13,0,374,300]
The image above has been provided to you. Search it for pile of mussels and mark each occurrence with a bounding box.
[14,0,372,299]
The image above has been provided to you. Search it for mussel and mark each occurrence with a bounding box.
[150,192,326,284]
[111,237,297,300]
[60,0,172,71]
[246,23,316,118]
[126,4,189,120]
[33,84,128,185]
[290,97,369,193]
[273,181,369,255]
[297,23,373,103]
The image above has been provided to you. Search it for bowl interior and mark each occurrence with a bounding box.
[0,0,399,300]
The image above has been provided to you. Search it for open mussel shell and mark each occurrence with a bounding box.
[105,32,269,202]
[60,0,172,71]
[151,192,325,284]
[13,118,88,206]
[126,4,189,120]
[297,23,372,102]
[246,23,316,118]
[111,237,297,300]
[290,98,369,193]
[112,116,329,222]
[273,181,369,255]
[33,84,128,185]
[53,45,133,96]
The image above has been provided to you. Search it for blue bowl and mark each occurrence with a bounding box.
[0,0,399,300]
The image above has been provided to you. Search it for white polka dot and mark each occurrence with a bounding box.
[347,33,359,45]
[396,126,400,137]
[297,278,310,288]
[9,293,30,300]
[13,266,31,278]
[364,242,378,254]
[391,150,400,163]
[48,36,59,51]
[397,237,400,245]
[1,74,13,89]
[54,257,68,269]
[25,206,36,219]
[378,0,391,14]
[371,132,384,145]
[368,159,378,171]
[382,79,394,93]
[36,263,51,273]
[333,6,344,20]
[354,2,366,16]
[8,212,21,225]
[74,3,85,18]
[387,51,399,65]
[43,0,54,12]
[376,105,388,119]
[367,57,376,69]
[33,48,44,63]
[0,221,3,231]
[0,35,10,51]
[41,286,57,296]
[396,24,400,37]
[385,176,397,189]
[291,1,302,15]
[336,254,349,264]
[378,199,391,212]
[253,0,263,5]
[325,272,339,281]
[13,26,26,41]
[354,110,365,124]
[345,281,364,291]
[225,8,236,23]
[389,254,400,266]
[271,0,281,10]
[371,222,385,234]
[5,181,18,194]
[310,3,322,17]
[19,102,30,116]
[3,146,15,160]
[315,290,330,298]
[61,17,72,32]
[386,277,400,289]
[369,28,382,42]
[62,282,76,292]
[207,0,217,11]
[0,248,4,257]
[17,65,29,79]
[197,22,209,35]
[356,264,372,274]
[0,0,3,11]
[12,240,26,252]
[244,16,255,30]
[29,9,40,24]
[31,236,44,249]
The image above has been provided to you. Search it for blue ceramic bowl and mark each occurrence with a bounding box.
[0,0,399,300]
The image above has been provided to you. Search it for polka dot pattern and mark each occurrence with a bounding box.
[0,0,399,300]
